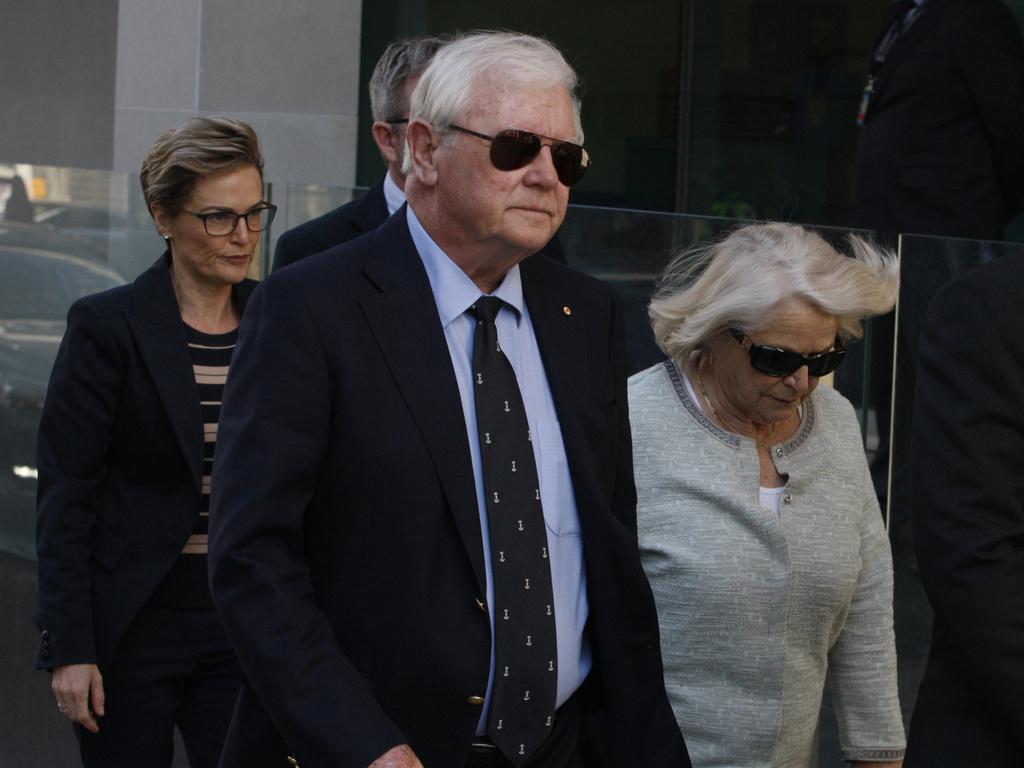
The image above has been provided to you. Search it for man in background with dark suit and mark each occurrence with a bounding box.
[271,36,445,270]
[855,0,1024,516]
[906,254,1024,767]
[209,30,688,768]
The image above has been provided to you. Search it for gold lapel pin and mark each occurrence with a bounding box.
[562,306,572,316]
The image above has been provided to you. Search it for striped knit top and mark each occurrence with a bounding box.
[150,323,238,608]
[186,323,237,555]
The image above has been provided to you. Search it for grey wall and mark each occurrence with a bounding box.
[1,0,363,187]
[113,0,364,188]
[0,0,119,168]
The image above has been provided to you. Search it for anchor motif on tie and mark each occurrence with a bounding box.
[503,665,510,677]
[511,460,517,472]
[496,341,501,352]
[503,400,510,413]
[523,690,531,702]
[534,488,540,500]
[526,635,532,646]
[493,492,500,504]
[524,578,531,590]
[527,429,532,442]
[518,745,526,756]
[546,716,553,727]
[546,604,552,616]
[497,719,503,730]
[517,520,524,531]
[548,659,554,671]
[485,432,492,444]
[503,608,510,620]
[499,551,506,563]
[476,373,483,384]
[542,546,548,559]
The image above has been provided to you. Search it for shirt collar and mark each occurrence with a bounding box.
[405,206,524,328]
[383,172,406,216]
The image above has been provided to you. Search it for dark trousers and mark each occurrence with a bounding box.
[465,691,585,768]
[76,603,241,768]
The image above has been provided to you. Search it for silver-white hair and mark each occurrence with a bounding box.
[649,222,899,365]
[402,30,583,174]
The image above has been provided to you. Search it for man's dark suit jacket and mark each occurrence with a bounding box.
[272,175,568,271]
[272,178,389,271]
[856,0,1024,242]
[208,210,688,768]
[906,255,1024,766]
[34,254,255,671]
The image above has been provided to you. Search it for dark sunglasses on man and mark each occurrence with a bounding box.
[389,119,590,188]
[729,328,846,378]
[451,123,591,187]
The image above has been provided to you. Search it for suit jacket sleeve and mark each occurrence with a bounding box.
[910,263,1024,737]
[34,297,125,668]
[826,457,905,759]
[955,1,1024,219]
[208,274,406,768]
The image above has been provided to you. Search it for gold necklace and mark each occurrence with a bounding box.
[694,368,779,446]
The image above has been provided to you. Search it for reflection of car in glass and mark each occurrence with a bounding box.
[0,246,124,558]
[0,220,107,264]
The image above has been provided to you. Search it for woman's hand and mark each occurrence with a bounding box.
[52,663,105,733]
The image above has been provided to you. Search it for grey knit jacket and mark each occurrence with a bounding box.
[630,360,905,767]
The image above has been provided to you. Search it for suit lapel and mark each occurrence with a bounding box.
[359,215,487,594]
[126,254,204,490]
[873,0,947,100]
[520,258,605,519]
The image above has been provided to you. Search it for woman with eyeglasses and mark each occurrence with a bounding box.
[34,116,274,768]
[630,222,905,767]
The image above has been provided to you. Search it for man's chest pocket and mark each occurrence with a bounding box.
[536,419,581,537]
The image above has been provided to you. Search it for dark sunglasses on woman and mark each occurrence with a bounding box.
[729,328,846,377]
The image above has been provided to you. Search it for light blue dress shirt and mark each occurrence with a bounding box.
[406,207,591,730]
[382,172,405,216]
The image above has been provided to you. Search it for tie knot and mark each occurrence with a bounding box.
[470,296,505,324]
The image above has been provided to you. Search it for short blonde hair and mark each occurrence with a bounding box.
[140,116,263,217]
[650,222,898,364]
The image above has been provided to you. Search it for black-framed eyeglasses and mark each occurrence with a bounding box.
[729,328,846,377]
[448,124,591,188]
[184,204,277,236]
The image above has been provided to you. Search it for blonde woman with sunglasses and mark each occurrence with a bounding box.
[631,222,905,767]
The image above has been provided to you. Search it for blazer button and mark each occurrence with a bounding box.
[466,695,485,706]
[783,494,793,505]
[475,598,486,613]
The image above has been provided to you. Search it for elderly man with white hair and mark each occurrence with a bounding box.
[208,30,689,768]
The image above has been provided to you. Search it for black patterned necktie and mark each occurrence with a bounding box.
[469,296,558,766]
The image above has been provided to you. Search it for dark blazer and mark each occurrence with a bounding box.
[906,255,1024,766]
[272,175,568,271]
[272,178,389,271]
[33,254,255,671]
[856,0,1024,242]
[208,210,688,768]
